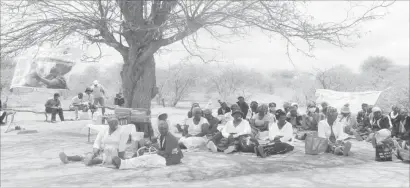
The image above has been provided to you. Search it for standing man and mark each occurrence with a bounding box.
[90,80,106,115]
[45,93,65,123]
[237,96,249,119]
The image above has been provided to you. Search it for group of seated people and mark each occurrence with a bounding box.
[44,80,125,122]
[58,96,410,169]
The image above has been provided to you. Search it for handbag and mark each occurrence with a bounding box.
[305,133,328,155]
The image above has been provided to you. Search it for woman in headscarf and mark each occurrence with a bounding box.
[318,107,352,156]
[178,107,210,149]
[337,103,358,135]
[58,118,128,166]
[219,104,241,125]
[206,109,253,154]
[302,101,324,131]
[254,109,294,158]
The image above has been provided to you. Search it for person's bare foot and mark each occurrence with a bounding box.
[257,145,267,158]
[224,145,236,154]
[59,152,69,164]
[112,156,121,169]
[343,142,352,156]
[207,141,218,153]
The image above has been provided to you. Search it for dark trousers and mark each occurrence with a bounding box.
[45,107,64,121]
[260,142,294,156]
[0,111,6,123]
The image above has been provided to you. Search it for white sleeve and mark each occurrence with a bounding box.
[71,97,77,105]
[93,129,105,149]
[317,121,326,139]
[118,131,128,152]
[336,123,348,141]
[236,121,252,137]
[280,123,294,143]
[221,122,231,138]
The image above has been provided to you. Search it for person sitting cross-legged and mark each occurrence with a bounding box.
[112,120,183,169]
[58,118,128,166]
[203,109,220,137]
[69,92,89,120]
[255,109,294,158]
[178,107,210,149]
[45,93,65,123]
[318,106,352,156]
[206,109,254,154]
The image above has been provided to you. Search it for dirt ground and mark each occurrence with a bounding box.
[1,108,409,187]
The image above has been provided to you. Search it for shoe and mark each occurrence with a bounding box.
[51,120,57,123]
[207,141,218,153]
[59,152,69,164]
[224,146,236,154]
[343,142,352,156]
[257,145,267,158]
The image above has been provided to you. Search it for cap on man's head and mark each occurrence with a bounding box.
[291,103,298,107]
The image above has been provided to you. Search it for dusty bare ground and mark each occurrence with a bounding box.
[1,109,409,187]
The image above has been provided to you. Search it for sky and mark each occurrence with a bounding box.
[11,1,408,74]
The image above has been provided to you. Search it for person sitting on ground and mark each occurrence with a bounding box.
[219,104,241,125]
[318,106,352,156]
[283,102,291,114]
[84,87,97,114]
[268,102,276,115]
[287,106,303,128]
[392,108,410,141]
[59,118,128,166]
[69,93,89,120]
[114,93,125,107]
[237,96,250,119]
[249,101,259,118]
[389,105,401,133]
[187,103,201,118]
[112,120,183,169]
[370,107,392,132]
[289,103,299,115]
[320,102,329,117]
[217,102,231,116]
[357,103,370,127]
[0,99,7,125]
[206,109,253,154]
[203,109,220,136]
[178,107,210,149]
[337,103,358,135]
[250,104,271,132]
[45,93,65,123]
[255,109,294,158]
[90,80,107,115]
[301,101,324,131]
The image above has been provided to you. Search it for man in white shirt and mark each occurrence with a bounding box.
[69,93,88,120]
[318,106,352,156]
[90,80,106,115]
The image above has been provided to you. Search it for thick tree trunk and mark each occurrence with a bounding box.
[121,55,158,109]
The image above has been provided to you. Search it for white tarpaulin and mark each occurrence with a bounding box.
[315,89,383,114]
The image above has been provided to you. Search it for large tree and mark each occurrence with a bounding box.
[0,0,394,109]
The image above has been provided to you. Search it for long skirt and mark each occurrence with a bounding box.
[256,142,294,157]
[210,132,257,153]
[327,141,351,155]
[119,154,166,169]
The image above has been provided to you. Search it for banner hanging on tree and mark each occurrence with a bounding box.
[315,89,384,114]
[10,45,83,91]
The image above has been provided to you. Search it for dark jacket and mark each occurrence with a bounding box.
[158,132,183,166]
[237,102,249,119]
[392,115,410,140]
[217,107,231,115]
[114,97,125,106]
[370,115,391,132]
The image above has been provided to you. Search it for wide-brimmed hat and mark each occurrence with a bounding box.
[341,103,350,113]
[231,110,244,117]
